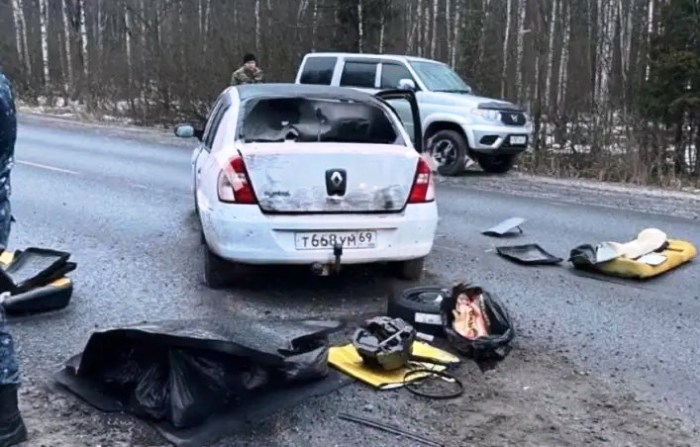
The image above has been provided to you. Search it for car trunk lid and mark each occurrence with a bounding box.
[238,142,419,213]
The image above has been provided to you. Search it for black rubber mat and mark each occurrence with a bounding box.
[496,244,563,265]
[0,248,71,293]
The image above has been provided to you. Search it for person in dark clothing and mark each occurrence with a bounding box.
[0,68,16,248]
[0,68,26,447]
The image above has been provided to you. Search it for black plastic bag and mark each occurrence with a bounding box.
[440,283,515,360]
[62,318,338,429]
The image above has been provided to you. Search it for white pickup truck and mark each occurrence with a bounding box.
[294,52,534,176]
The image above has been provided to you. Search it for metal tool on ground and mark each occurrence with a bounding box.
[338,413,444,447]
[482,217,526,237]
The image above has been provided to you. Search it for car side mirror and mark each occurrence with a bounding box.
[175,123,204,141]
[397,79,416,91]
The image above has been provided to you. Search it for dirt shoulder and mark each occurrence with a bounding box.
[14,336,698,447]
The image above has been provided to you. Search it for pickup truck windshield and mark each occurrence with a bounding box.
[239,97,404,145]
[409,61,473,94]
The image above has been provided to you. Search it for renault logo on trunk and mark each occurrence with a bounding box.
[326,169,347,196]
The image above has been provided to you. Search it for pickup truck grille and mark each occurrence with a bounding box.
[500,112,527,126]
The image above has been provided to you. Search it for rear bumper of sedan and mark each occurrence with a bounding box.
[200,202,438,265]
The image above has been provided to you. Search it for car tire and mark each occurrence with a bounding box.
[428,129,468,177]
[476,153,516,174]
[387,285,448,337]
[394,257,426,281]
[203,245,234,289]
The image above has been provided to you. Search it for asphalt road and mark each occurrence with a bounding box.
[8,115,700,432]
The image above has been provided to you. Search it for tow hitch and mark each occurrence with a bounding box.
[310,243,344,276]
[333,243,343,274]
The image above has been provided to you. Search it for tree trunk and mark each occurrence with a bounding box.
[515,0,526,102]
[39,0,51,89]
[501,0,512,98]
[312,0,319,51]
[644,0,655,81]
[61,0,74,94]
[430,0,439,58]
[445,0,452,63]
[79,0,89,78]
[416,0,424,56]
[203,0,212,55]
[477,0,492,69]
[451,0,462,67]
[357,0,364,53]
[10,0,26,76]
[255,0,261,53]
[557,0,570,117]
[378,2,386,53]
[544,0,558,115]
[422,0,431,57]
[125,2,133,87]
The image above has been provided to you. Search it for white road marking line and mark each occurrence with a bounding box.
[17,160,79,175]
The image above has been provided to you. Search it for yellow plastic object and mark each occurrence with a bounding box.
[593,240,696,279]
[329,341,460,390]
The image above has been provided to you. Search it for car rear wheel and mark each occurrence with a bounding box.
[203,245,235,289]
[428,130,468,177]
[476,153,516,174]
[393,257,426,281]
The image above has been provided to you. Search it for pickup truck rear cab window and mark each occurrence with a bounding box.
[340,61,379,88]
[299,56,337,85]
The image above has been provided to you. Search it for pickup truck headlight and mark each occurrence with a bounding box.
[470,108,501,122]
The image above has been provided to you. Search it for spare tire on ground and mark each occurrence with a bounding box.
[440,283,515,360]
[387,286,449,338]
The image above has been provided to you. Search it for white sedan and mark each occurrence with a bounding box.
[175,83,438,288]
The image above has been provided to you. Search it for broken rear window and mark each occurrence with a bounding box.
[238,97,404,145]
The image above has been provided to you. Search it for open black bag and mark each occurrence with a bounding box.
[55,318,350,446]
[440,284,515,360]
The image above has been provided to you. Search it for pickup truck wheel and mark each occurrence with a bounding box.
[428,130,467,176]
[393,257,426,281]
[477,154,516,174]
[203,245,234,289]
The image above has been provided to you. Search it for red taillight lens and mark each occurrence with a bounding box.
[408,158,435,203]
[218,156,257,204]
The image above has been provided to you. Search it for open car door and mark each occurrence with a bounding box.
[374,89,423,153]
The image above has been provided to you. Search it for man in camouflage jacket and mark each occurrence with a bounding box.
[230,53,264,86]
[0,68,15,249]
[0,67,26,447]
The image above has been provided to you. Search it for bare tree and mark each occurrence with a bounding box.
[501,0,513,98]
[39,0,50,89]
[515,0,527,102]
[544,0,558,113]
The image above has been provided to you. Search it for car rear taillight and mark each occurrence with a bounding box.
[217,156,257,204]
[408,158,435,203]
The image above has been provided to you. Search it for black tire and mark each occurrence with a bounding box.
[387,285,448,337]
[394,257,426,281]
[203,245,234,289]
[427,129,468,176]
[476,153,517,174]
